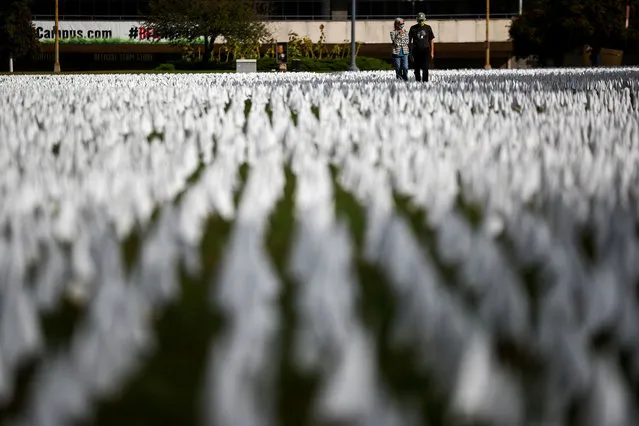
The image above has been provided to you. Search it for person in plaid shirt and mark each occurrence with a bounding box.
[390,18,409,81]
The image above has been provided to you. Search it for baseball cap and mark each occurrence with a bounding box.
[417,12,426,21]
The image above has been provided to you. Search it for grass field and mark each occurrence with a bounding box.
[1,69,639,426]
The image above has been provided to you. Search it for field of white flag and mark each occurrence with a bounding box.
[1,69,639,426]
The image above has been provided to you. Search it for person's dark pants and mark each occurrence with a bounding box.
[413,51,431,82]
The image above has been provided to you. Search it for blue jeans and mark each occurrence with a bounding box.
[392,54,408,80]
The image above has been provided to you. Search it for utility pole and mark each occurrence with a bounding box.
[485,0,491,69]
[54,0,61,72]
[349,0,359,71]
[624,0,630,65]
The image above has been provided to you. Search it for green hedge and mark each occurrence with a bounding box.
[157,56,392,73]
[257,57,392,72]
[170,61,235,71]
[154,63,177,72]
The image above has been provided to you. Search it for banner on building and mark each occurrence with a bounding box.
[33,21,166,42]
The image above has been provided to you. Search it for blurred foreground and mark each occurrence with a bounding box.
[0,69,639,425]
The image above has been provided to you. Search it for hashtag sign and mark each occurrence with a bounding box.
[129,27,138,40]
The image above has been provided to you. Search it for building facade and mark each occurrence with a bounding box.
[31,0,520,20]
[26,0,518,71]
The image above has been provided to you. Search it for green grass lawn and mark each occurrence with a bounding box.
[0,162,462,426]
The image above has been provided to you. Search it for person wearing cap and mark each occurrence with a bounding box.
[409,12,435,82]
[390,18,410,81]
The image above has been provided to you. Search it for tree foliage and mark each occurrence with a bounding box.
[144,0,270,61]
[510,0,639,64]
[0,0,40,61]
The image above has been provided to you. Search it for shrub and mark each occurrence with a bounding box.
[257,58,278,71]
[173,61,234,71]
[158,56,391,73]
[355,57,393,71]
[154,63,176,71]
[257,56,391,73]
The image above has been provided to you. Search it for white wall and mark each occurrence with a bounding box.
[267,19,512,44]
[32,19,513,45]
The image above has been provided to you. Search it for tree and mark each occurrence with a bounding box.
[510,0,637,65]
[0,0,40,67]
[144,0,270,62]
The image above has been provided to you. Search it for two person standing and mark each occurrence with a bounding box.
[390,12,435,82]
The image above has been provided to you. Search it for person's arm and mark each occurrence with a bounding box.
[391,30,401,48]
[408,27,414,51]
[430,28,435,59]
